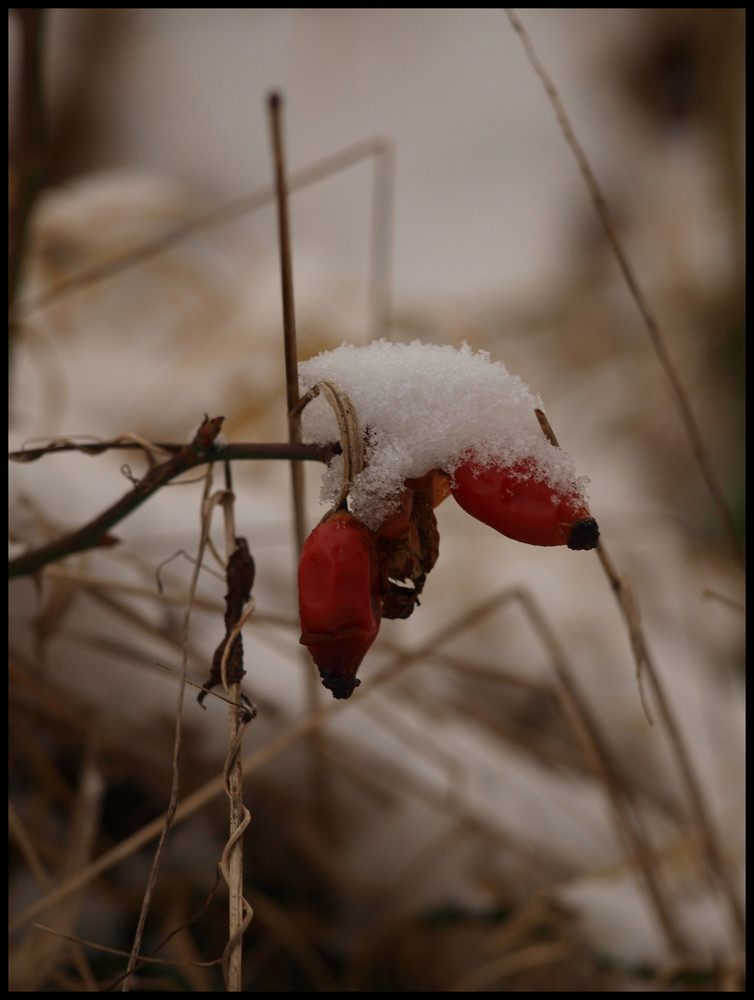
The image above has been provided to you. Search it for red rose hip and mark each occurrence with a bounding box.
[298,510,382,698]
[451,459,599,550]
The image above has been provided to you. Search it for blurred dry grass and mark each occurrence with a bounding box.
[9,9,744,992]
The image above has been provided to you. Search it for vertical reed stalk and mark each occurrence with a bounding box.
[267,91,307,555]
[219,476,252,991]
[267,91,333,827]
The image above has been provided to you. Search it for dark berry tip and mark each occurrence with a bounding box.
[568,517,600,551]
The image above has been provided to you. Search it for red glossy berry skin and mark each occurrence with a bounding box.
[298,511,382,698]
[451,459,599,550]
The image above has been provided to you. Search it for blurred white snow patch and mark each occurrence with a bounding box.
[299,340,589,529]
[559,864,740,968]
[324,689,618,918]
[560,874,669,967]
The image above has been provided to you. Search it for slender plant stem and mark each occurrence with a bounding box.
[9,438,334,464]
[9,8,48,335]
[519,589,692,957]
[368,139,394,339]
[15,137,392,320]
[225,707,245,992]
[267,91,334,826]
[220,479,245,991]
[596,542,745,945]
[505,8,742,565]
[121,465,216,990]
[11,589,531,936]
[8,435,334,580]
[267,93,307,554]
[540,405,744,945]
[537,405,741,944]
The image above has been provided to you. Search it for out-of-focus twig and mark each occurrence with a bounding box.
[516,586,692,958]
[538,400,744,946]
[121,464,219,991]
[9,586,559,935]
[13,136,392,320]
[9,8,48,339]
[505,8,743,566]
[596,541,745,945]
[8,732,103,990]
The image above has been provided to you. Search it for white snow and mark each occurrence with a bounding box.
[299,340,589,528]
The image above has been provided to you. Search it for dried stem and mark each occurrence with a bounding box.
[121,464,216,990]
[515,588,692,958]
[220,705,253,991]
[8,428,336,580]
[9,436,334,465]
[505,8,742,566]
[515,22,746,947]
[14,136,392,320]
[215,473,254,991]
[530,409,744,953]
[538,403,744,945]
[267,91,335,824]
[10,587,557,936]
[9,8,48,331]
[595,541,745,945]
[267,91,307,555]
[368,138,394,339]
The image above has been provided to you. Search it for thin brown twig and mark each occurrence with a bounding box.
[13,136,391,319]
[8,426,336,580]
[515,587,693,958]
[9,436,335,464]
[8,731,104,990]
[120,464,217,991]
[267,91,335,825]
[505,8,742,566]
[8,586,553,936]
[595,541,745,945]
[220,710,253,991]
[539,399,744,945]
[267,91,307,555]
[368,137,394,339]
[31,925,222,970]
[9,419,226,580]
[512,20,746,944]
[215,478,254,991]
[9,8,48,327]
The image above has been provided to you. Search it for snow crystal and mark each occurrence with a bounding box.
[299,341,589,529]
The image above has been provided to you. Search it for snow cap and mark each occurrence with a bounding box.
[299,340,588,529]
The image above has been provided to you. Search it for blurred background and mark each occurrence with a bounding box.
[9,9,744,991]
